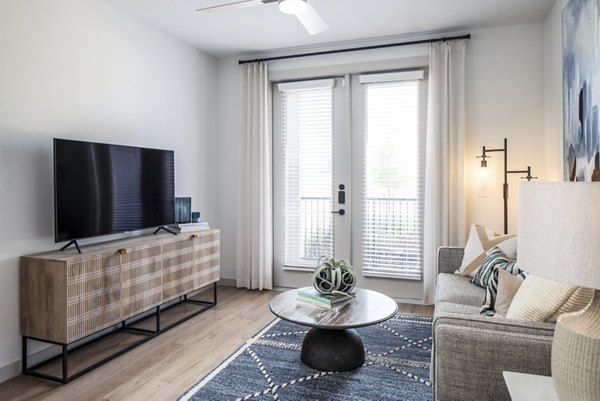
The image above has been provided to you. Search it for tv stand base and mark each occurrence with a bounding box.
[22,283,218,384]
[153,226,178,236]
[59,240,81,254]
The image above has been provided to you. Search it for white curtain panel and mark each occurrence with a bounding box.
[236,62,273,290]
[423,40,467,304]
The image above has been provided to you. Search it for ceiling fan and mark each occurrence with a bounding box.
[196,0,329,35]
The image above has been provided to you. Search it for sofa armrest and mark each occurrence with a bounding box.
[432,312,555,401]
[437,246,464,275]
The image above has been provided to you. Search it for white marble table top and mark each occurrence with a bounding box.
[269,287,398,329]
[503,371,560,401]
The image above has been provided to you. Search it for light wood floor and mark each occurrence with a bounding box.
[0,287,433,401]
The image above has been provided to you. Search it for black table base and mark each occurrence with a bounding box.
[300,328,365,372]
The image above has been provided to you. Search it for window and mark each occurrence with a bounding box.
[360,71,425,279]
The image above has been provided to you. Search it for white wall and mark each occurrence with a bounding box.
[544,0,569,180]
[215,23,547,299]
[464,23,546,235]
[215,57,242,283]
[0,0,217,381]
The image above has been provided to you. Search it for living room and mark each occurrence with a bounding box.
[0,0,597,400]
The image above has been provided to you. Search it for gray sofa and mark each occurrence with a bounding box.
[432,247,555,401]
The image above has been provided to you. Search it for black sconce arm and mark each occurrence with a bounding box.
[476,138,537,234]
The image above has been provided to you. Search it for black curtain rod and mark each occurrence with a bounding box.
[238,34,470,65]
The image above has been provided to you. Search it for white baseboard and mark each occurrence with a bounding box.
[0,360,20,384]
[0,341,62,384]
[218,278,236,287]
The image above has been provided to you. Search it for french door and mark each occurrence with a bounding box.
[273,77,350,289]
[273,72,426,297]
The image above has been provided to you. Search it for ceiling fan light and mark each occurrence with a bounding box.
[279,0,308,15]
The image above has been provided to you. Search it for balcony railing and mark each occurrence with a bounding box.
[292,196,420,268]
[363,197,421,271]
[300,196,333,261]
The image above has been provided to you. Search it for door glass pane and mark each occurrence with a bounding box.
[362,80,423,279]
[282,87,334,268]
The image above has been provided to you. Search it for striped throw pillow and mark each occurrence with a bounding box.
[471,246,527,316]
[481,261,527,316]
[471,247,511,288]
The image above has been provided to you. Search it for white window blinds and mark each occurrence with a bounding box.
[278,80,335,269]
[361,74,424,279]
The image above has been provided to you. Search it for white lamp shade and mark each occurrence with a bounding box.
[518,182,600,290]
[279,0,308,15]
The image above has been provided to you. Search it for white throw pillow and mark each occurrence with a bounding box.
[495,235,518,260]
[506,274,594,323]
[456,224,516,277]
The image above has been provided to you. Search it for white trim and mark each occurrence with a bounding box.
[218,278,237,287]
[0,360,20,384]
[178,318,281,401]
[282,266,314,272]
[277,78,335,92]
[359,70,424,84]
[362,271,422,281]
[391,296,427,305]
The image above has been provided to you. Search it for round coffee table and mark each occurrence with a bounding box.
[269,287,397,372]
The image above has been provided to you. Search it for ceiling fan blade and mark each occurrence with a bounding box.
[296,2,329,35]
[196,0,265,12]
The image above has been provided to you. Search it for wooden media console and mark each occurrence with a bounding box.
[20,229,220,383]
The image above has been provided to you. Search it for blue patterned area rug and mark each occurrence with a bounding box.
[179,314,433,401]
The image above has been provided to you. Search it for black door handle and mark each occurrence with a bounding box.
[338,184,345,204]
[331,209,345,216]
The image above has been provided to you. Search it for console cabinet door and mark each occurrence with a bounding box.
[192,231,221,289]
[162,237,195,302]
[66,253,121,343]
[120,243,163,320]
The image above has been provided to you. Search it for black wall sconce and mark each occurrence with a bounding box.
[477,138,537,235]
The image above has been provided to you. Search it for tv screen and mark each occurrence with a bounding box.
[54,138,175,242]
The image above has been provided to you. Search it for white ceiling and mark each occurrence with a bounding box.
[109,0,556,58]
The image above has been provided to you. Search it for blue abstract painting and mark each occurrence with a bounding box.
[563,0,600,181]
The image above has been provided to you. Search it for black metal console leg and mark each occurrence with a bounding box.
[214,282,218,305]
[156,306,161,332]
[62,344,68,384]
[22,337,27,373]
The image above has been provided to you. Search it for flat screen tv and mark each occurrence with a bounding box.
[54,138,175,243]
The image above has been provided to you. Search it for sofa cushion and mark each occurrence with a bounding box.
[436,273,485,306]
[435,300,482,317]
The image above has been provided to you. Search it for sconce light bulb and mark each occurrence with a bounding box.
[481,159,487,168]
